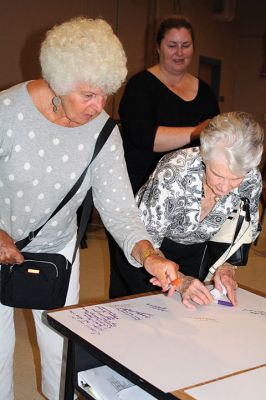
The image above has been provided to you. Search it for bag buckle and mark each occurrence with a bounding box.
[242,198,251,222]
[28,231,35,241]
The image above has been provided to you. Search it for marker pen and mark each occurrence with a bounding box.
[171,278,182,287]
[210,283,233,306]
[215,299,233,307]
[167,277,183,291]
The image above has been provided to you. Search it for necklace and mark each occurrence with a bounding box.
[206,191,220,203]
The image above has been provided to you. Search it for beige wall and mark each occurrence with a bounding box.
[233,0,266,162]
[0,0,265,138]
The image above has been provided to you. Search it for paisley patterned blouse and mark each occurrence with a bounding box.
[136,147,262,247]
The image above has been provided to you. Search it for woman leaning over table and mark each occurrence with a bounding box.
[109,112,264,307]
[0,17,178,400]
[137,112,263,308]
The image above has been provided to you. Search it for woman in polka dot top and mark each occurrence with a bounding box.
[0,17,179,400]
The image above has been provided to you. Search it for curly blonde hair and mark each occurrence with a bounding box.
[40,17,127,95]
[200,111,264,175]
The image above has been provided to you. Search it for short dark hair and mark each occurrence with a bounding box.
[156,15,195,46]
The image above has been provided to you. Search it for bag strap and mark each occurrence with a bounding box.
[71,188,93,263]
[204,197,251,281]
[16,117,116,254]
[228,197,249,246]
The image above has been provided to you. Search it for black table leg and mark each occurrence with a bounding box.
[64,340,75,400]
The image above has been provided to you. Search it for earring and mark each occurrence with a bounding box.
[52,96,61,112]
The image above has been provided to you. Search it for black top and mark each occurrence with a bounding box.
[119,70,220,193]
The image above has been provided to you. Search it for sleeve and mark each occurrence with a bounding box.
[136,153,187,247]
[119,73,158,151]
[90,125,152,267]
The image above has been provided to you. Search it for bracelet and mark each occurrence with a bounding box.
[223,263,237,270]
[141,248,158,266]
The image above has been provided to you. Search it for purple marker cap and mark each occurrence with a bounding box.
[217,299,233,307]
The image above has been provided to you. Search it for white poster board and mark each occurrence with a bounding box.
[49,289,266,393]
[185,366,266,400]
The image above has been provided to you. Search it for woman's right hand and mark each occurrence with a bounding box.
[191,119,210,141]
[0,230,24,264]
[177,275,214,309]
[144,253,180,297]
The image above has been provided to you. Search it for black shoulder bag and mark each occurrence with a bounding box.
[0,118,116,310]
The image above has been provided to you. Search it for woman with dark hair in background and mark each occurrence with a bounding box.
[120,14,220,193]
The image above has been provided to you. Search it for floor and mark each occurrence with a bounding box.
[13,207,266,399]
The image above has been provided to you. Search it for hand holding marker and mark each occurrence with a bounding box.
[210,283,233,307]
[168,275,233,307]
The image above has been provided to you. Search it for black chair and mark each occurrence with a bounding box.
[254,162,266,245]
[257,188,266,235]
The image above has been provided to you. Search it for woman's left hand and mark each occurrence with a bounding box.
[150,273,214,309]
[213,263,238,305]
[177,275,214,309]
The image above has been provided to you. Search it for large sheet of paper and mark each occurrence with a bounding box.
[49,289,266,393]
[185,366,266,400]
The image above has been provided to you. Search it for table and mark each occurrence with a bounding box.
[47,286,266,400]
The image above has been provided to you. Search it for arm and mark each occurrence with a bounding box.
[211,171,263,305]
[119,73,218,154]
[154,80,220,152]
[131,240,180,296]
[153,120,210,152]
[0,121,24,264]
[91,124,179,293]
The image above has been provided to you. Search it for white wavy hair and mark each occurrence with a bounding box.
[40,16,127,95]
[200,111,264,175]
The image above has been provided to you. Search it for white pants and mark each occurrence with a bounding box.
[0,236,80,400]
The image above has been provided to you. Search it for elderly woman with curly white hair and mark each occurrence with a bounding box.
[0,17,179,399]
[109,111,264,307]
